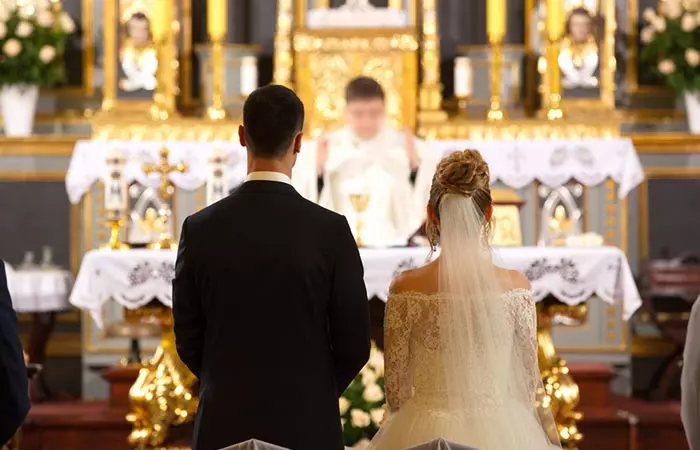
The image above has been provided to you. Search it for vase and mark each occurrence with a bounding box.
[685,91,700,135]
[0,84,39,137]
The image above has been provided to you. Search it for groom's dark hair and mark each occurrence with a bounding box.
[243,85,305,159]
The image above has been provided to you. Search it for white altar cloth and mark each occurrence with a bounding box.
[428,138,643,198]
[5,266,73,313]
[71,246,641,327]
[65,140,248,204]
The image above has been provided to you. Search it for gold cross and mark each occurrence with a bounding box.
[142,148,188,201]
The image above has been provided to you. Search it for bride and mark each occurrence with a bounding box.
[369,150,561,449]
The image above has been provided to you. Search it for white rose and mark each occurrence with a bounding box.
[361,367,377,385]
[18,7,31,19]
[362,383,384,403]
[35,0,52,11]
[0,22,6,39]
[660,0,683,19]
[2,38,22,58]
[36,10,54,28]
[652,16,667,32]
[339,397,350,415]
[39,45,56,63]
[681,14,696,31]
[640,26,655,43]
[658,59,676,74]
[370,407,385,425]
[686,49,700,67]
[368,350,384,375]
[58,12,75,33]
[642,7,658,22]
[0,5,8,22]
[350,409,371,428]
[15,21,33,38]
[354,438,371,449]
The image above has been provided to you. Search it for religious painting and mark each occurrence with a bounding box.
[117,0,158,99]
[531,0,617,110]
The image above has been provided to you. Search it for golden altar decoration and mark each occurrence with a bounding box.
[273,0,446,136]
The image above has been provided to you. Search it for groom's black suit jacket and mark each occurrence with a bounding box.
[173,179,371,450]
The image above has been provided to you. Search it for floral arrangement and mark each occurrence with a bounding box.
[339,343,386,448]
[640,0,700,93]
[0,0,76,87]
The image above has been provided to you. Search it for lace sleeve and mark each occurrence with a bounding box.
[512,291,540,398]
[384,293,413,413]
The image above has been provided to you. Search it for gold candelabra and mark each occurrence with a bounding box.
[101,210,130,251]
[207,0,227,120]
[486,0,506,121]
[142,148,188,250]
[545,0,565,120]
[349,193,370,248]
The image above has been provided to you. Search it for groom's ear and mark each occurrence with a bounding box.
[238,125,247,147]
[292,132,303,154]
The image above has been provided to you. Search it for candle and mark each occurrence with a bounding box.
[487,0,506,40]
[104,148,127,211]
[546,0,564,40]
[240,56,258,97]
[208,0,227,39]
[151,0,168,40]
[454,57,473,98]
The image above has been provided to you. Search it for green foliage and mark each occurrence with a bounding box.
[639,3,700,93]
[339,344,386,447]
[0,6,75,87]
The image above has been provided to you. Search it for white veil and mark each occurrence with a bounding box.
[436,194,561,449]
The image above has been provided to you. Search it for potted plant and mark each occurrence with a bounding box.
[641,0,700,133]
[339,343,386,449]
[0,1,75,137]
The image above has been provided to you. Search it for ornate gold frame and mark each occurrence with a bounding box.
[539,0,617,113]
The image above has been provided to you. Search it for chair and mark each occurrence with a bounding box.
[639,254,700,400]
[406,438,479,449]
[219,439,290,450]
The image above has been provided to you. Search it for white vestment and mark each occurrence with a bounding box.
[308,127,430,247]
[682,297,700,450]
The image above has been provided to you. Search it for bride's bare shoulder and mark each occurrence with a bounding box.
[495,267,531,292]
[389,262,439,296]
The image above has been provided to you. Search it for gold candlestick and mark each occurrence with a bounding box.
[546,0,564,120]
[486,0,506,121]
[149,0,178,121]
[349,193,370,248]
[101,210,130,251]
[207,0,227,120]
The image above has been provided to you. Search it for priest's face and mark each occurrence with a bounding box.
[346,98,385,140]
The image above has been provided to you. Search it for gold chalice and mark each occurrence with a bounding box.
[101,210,130,251]
[349,193,370,247]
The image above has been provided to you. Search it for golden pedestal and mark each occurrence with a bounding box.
[125,306,198,449]
[537,299,587,449]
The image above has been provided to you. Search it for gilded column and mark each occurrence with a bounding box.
[273,0,294,88]
[486,0,505,121]
[101,0,117,112]
[418,0,447,123]
[545,0,564,120]
[207,0,228,120]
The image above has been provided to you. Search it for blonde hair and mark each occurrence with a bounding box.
[426,149,493,249]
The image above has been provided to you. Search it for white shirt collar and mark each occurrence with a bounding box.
[245,171,292,185]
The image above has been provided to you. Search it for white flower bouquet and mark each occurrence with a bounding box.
[640,0,700,92]
[339,342,386,448]
[0,0,76,87]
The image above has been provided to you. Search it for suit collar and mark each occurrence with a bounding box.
[236,179,299,196]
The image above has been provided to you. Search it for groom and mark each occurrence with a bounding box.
[173,85,371,450]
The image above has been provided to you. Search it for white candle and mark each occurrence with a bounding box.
[454,56,473,98]
[104,149,128,211]
[240,56,258,97]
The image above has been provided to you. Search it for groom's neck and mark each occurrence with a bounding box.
[247,157,292,179]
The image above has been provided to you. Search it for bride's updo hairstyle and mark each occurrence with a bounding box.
[426,149,492,250]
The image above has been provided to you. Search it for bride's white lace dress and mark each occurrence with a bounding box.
[369,288,558,450]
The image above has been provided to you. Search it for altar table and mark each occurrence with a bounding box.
[70,246,641,327]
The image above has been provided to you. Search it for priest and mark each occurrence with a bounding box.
[314,76,430,247]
